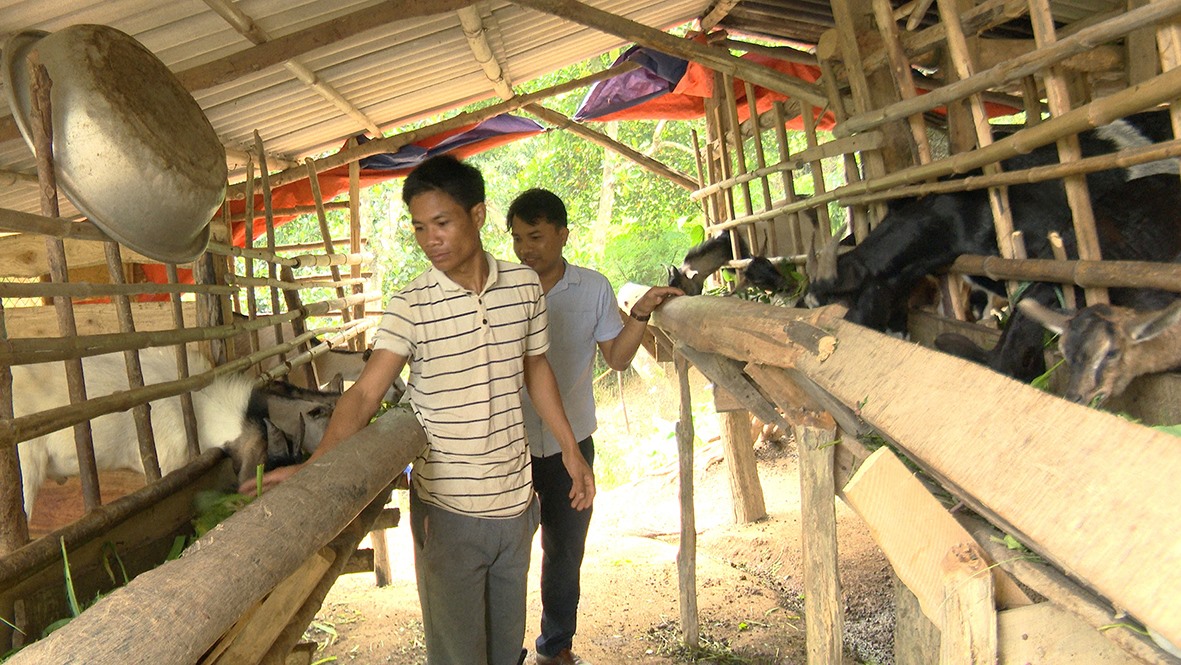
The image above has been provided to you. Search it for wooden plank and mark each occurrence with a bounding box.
[5,302,198,338]
[998,603,1140,664]
[0,234,154,278]
[843,446,1031,623]
[205,548,335,665]
[656,295,1181,645]
[938,543,997,665]
[371,530,391,586]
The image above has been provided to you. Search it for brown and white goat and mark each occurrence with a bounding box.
[1019,299,1181,405]
[15,348,340,520]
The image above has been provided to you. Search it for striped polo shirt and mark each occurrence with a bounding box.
[373,253,548,519]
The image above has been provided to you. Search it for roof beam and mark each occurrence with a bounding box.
[700,0,742,31]
[456,5,516,99]
[524,103,698,191]
[203,0,382,137]
[509,0,830,109]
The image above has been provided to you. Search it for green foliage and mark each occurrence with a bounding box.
[192,490,256,538]
[1155,424,1181,437]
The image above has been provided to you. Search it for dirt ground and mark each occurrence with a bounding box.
[304,430,896,664]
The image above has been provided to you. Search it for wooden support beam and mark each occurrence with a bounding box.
[457,5,516,99]
[673,351,699,648]
[525,103,697,190]
[509,0,830,109]
[999,603,1145,664]
[651,295,1181,647]
[700,0,742,31]
[938,543,998,665]
[6,408,425,664]
[718,411,766,523]
[745,365,843,665]
[202,548,336,665]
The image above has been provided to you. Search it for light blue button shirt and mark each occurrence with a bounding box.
[521,262,624,457]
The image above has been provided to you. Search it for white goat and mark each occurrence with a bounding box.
[1019,299,1181,405]
[15,348,333,519]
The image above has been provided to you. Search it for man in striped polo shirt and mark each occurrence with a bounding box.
[259,155,595,665]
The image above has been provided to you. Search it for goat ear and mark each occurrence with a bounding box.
[325,373,345,394]
[1017,299,1070,335]
[1131,300,1181,342]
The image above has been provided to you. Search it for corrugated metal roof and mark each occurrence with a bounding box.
[0,0,1136,223]
[0,0,707,219]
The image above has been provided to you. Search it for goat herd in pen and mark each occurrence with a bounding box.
[672,109,1181,408]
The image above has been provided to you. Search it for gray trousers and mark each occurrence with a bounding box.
[410,486,540,665]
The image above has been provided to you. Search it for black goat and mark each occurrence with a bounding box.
[806,111,1179,380]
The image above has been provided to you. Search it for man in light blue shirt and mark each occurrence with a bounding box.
[507,189,681,665]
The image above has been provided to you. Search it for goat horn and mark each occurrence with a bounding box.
[1017,299,1070,335]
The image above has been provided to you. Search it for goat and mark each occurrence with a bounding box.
[669,233,803,299]
[805,111,1178,379]
[1018,299,1181,405]
[15,348,340,519]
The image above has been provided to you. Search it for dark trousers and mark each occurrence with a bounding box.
[532,437,595,657]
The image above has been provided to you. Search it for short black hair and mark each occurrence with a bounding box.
[506,188,568,231]
[402,154,485,210]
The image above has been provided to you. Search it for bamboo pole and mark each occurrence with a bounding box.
[722,75,755,220]
[242,153,261,358]
[673,350,699,648]
[29,59,100,514]
[166,264,201,461]
[104,242,161,482]
[347,138,365,349]
[815,56,873,240]
[802,105,834,237]
[951,254,1181,291]
[771,102,806,255]
[0,282,234,299]
[0,296,29,555]
[837,0,1181,137]
[1029,0,1108,306]
[256,132,289,370]
[231,275,368,290]
[714,65,1181,231]
[0,292,377,367]
[279,265,320,388]
[305,158,353,329]
[937,0,1021,286]
[838,137,1181,205]
[872,0,934,165]
[744,82,778,253]
[524,103,698,190]
[6,409,425,665]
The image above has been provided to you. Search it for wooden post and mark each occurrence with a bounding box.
[718,411,766,523]
[166,263,202,460]
[871,0,933,165]
[347,138,365,349]
[0,297,29,557]
[673,351,698,648]
[744,364,843,664]
[256,132,289,369]
[29,59,101,513]
[938,543,998,665]
[770,102,807,253]
[1028,0,1108,306]
[105,242,161,480]
[743,81,776,252]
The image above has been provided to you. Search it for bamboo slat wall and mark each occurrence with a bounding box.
[692,1,1181,301]
[0,124,381,568]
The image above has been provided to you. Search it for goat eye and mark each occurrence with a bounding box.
[1105,348,1120,361]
